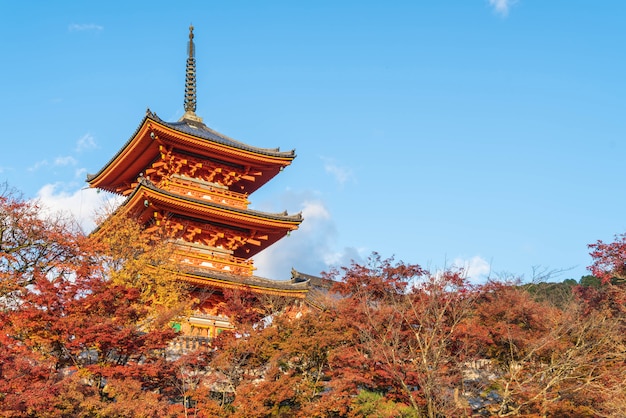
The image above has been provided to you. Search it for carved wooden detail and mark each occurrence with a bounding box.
[152,212,268,254]
[144,146,259,191]
[172,244,255,277]
[163,176,249,209]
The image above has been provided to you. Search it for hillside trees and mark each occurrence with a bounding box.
[470,282,622,416]
[325,255,477,417]
[192,255,481,417]
[143,250,626,417]
[171,234,626,418]
[3,178,626,417]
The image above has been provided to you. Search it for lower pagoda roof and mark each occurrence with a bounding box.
[179,266,333,309]
[181,267,310,297]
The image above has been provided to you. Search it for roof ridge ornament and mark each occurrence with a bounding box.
[180,24,203,123]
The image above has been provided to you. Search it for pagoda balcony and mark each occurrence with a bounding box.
[172,242,255,276]
[162,175,249,209]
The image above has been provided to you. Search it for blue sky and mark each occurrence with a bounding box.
[1,1,625,282]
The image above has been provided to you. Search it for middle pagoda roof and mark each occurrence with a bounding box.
[87,110,296,195]
[120,177,302,259]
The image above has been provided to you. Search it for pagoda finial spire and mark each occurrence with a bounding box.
[181,24,203,123]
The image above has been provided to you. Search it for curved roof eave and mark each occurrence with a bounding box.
[181,267,310,295]
[86,113,153,184]
[128,179,303,225]
[155,113,296,159]
[87,109,297,186]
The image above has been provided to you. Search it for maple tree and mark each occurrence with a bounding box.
[0,183,85,304]
[192,255,480,417]
[471,286,584,415]
[588,232,626,284]
[324,255,478,418]
[2,291,173,416]
[0,185,181,416]
[580,233,626,332]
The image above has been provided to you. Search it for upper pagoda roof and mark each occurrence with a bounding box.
[158,112,295,159]
[87,110,296,194]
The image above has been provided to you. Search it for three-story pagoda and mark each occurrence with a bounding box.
[87,26,318,339]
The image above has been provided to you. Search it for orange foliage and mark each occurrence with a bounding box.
[2,183,626,417]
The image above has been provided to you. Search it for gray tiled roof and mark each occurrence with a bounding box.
[291,269,334,310]
[87,109,295,183]
[151,111,296,159]
[185,266,310,291]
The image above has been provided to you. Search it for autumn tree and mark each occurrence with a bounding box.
[178,286,337,417]
[91,210,190,322]
[0,183,85,305]
[2,275,179,416]
[318,254,478,418]
[588,233,626,283]
[563,232,626,416]
[0,184,182,417]
[188,255,480,417]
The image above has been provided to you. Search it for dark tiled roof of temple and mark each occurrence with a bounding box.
[151,111,296,159]
[183,266,332,310]
[86,109,295,184]
[185,267,310,292]
[291,269,335,310]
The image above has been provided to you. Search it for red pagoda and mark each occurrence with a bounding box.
[88,26,324,339]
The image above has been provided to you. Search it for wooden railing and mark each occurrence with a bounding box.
[173,245,255,276]
[163,177,249,209]
[170,336,212,353]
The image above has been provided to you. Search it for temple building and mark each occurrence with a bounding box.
[87,26,326,340]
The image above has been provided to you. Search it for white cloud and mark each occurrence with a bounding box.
[54,156,77,166]
[301,199,331,221]
[75,167,87,179]
[29,156,78,171]
[254,197,364,280]
[35,183,121,233]
[68,23,104,32]
[76,133,97,152]
[28,160,49,172]
[322,157,354,186]
[452,255,492,284]
[488,0,517,16]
